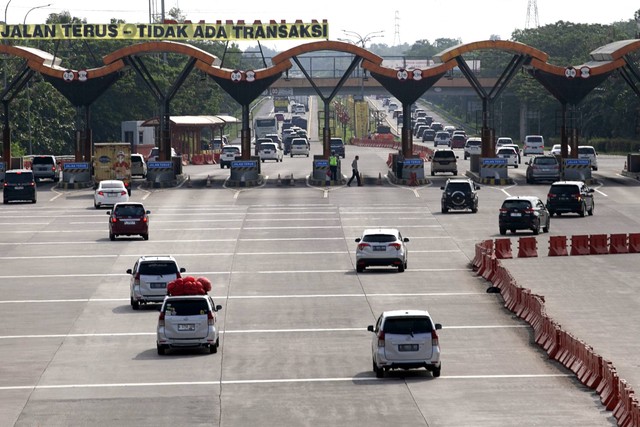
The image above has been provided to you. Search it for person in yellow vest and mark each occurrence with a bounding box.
[329,151,338,182]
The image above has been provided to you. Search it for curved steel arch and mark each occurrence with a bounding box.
[103,40,219,67]
[271,40,384,67]
[434,39,550,64]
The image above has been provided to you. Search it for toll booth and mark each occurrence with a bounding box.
[479,158,508,180]
[563,158,592,181]
[229,158,261,187]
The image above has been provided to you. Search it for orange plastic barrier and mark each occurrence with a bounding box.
[204,154,214,165]
[548,235,568,256]
[628,233,640,253]
[608,233,629,254]
[191,154,205,165]
[570,234,590,256]
[517,236,537,257]
[494,238,512,259]
[589,234,609,255]
[386,153,393,168]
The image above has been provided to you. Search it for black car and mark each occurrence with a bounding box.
[441,178,479,213]
[3,169,37,204]
[499,196,550,235]
[330,138,345,158]
[546,181,594,217]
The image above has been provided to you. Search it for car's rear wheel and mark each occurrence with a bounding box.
[373,361,383,378]
[579,203,586,217]
[588,203,594,216]
[398,263,405,273]
[441,206,448,213]
[131,298,139,310]
[356,265,364,273]
[432,366,441,378]
[142,234,149,241]
[532,220,540,235]
[499,227,506,235]
[109,233,115,241]
[543,219,550,233]
[510,229,516,234]
[157,345,165,356]
[471,206,478,213]
[210,339,218,354]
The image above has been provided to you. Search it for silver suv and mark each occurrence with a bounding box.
[31,155,59,182]
[367,309,442,378]
[127,256,186,309]
[157,294,222,355]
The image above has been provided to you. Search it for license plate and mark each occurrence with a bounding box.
[15,186,23,190]
[124,221,135,225]
[150,282,165,289]
[511,212,522,217]
[107,193,117,197]
[398,344,419,351]
[373,246,386,251]
[178,324,195,331]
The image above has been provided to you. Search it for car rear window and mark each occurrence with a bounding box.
[549,185,580,195]
[6,172,34,183]
[434,151,455,159]
[139,262,178,275]
[164,299,209,316]
[578,147,595,155]
[527,136,543,143]
[384,317,432,334]
[446,182,471,192]
[362,234,396,243]
[497,148,516,155]
[502,200,532,210]
[534,157,558,165]
[32,156,55,165]
[102,182,124,189]
[260,143,277,150]
[114,205,145,216]
[466,140,481,146]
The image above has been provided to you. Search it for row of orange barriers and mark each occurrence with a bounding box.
[473,240,639,426]
[491,233,640,259]
[181,153,218,166]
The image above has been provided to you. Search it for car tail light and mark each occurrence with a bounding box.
[573,193,582,201]
[98,191,104,196]
[431,329,439,346]
[524,208,534,214]
[357,243,370,251]
[377,331,385,347]
[51,165,56,172]
[389,243,402,250]
[142,216,148,223]
[207,311,214,326]
[158,312,165,327]
[499,208,508,213]
[547,193,556,199]
[3,182,6,188]
[120,191,127,196]
[133,272,140,287]
[111,216,117,223]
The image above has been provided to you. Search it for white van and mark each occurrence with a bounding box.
[523,135,545,156]
[578,145,598,170]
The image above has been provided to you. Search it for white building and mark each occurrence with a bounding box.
[121,121,155,147]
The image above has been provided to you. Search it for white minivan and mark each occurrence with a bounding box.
[523,135,545,156]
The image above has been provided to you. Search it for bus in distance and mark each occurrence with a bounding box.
[254,116,278,140]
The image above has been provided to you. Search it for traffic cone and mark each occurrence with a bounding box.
[277,173,281,186]
[206,175,211,187]
[187,175,192,188]
[290,173,295,186]
[377,172,382,185]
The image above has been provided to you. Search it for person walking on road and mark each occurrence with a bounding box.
[329,151,338,182]
[347,155,362,186]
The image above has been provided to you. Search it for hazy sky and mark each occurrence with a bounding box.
[10,0,639,50]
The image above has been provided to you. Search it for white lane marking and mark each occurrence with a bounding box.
[0,249,461,260]
[0,225,443,233]
[0,236,453,246]
[594,188,608,197]
[0,374,572,390]
[0,268,471,279]
[0,292,488,304]
[501,188,511,197]
[0,324,527,339]
[69,216,437,225]
[412,189,420,197]
[233,190,241,199]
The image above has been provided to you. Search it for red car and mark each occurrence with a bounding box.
[450,134,467,149]
[107,202,150,241]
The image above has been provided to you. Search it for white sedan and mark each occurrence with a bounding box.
[550,144,571,155]
[94,180,129,208]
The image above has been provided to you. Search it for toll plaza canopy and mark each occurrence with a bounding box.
[2,24,640,161]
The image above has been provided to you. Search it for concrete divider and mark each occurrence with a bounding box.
[590,234,609,255]
[517,236,538,257]
[548,235,568,256]
[570,234,590,255]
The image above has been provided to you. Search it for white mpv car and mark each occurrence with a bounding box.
[127,256,186,309]
[367,309,442,378]
[157,294,222,355]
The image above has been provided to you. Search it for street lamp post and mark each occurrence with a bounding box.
[24,3,51,24]
[339,30,384,138]
[23,4,51,155]
[3,0,12,25]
